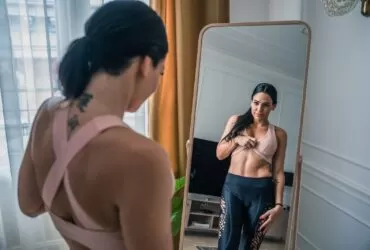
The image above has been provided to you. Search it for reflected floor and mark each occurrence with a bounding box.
[183,234,285,250]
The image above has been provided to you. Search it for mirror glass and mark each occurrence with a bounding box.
[181,23,310,250]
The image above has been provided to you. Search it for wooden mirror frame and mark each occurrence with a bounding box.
[178,21,312,250]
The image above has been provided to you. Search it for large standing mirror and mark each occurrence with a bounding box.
[180,21,311,250]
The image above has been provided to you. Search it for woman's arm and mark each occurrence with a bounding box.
[17,100,50,217]
[259,128,287,233]
[216,115,239,160]
[272,128,288,207]
[115,143,173,250]
[18,142,45,217]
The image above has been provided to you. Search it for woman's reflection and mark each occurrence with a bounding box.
[215,83,287,250]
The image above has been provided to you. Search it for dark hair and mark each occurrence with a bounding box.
[223,82,278,142]
[58,1,168,99]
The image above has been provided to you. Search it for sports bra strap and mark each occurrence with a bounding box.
[50,214,124,249]
[42,109,125,209]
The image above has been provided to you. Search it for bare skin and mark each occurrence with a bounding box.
[185,91,304,234]
[17,57,174,250]
[216,115,286,178]
[215,92,288,233]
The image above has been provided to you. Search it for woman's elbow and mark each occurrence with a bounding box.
[216,149,226,160]
[18,193,45,218]
[19,204,45,218]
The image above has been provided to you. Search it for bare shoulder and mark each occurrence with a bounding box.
[220,115,239,139]
[105,131,173,249]
[225,115,239,128]
[228,115,239,124]
[103,129,172,189]
[33,97,66,126]
[31,98,64,144]
[108,129,169,166]
[274,126,287,142]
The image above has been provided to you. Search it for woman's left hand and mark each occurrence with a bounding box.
[258,205,284,233]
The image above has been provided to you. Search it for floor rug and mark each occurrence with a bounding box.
[196,246,217,250]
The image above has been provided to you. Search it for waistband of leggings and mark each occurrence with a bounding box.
[225,173,274,188]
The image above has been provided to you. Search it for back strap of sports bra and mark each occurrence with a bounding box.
[51,214,124,249]
[42,108,126,210]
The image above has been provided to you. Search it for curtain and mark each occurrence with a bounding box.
[0,0,149,249]
[149,0,229,178]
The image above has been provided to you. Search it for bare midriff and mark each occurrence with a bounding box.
[228,148,272,177]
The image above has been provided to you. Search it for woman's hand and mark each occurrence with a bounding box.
[258,205,284,233]
[186,140,191,150]
[234,135,257,149]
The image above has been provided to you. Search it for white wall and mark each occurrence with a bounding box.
[194,46,303,174]
[230,0,370,249]
[230,0,270,22]
[230,0,302,23]
[298,1,370,250]
[269,0,302,21]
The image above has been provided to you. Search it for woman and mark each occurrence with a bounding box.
[17,1,173,250]
[216,83,287,250]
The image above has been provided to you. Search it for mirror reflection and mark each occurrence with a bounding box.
[182,23,310,250]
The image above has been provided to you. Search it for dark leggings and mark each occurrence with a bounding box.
[218,173,275,250]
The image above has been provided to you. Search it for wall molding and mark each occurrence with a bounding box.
[301,182,370,230]
[297,231,320,250]
[302,140,370,171]
[301,140,370,198]
[303,160,370,204]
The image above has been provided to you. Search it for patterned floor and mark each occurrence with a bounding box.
[183,235,285,250]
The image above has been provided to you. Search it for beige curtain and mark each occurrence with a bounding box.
[149,0,229,179]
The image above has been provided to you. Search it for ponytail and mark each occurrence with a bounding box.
[58,37,92,99]
[223,108,254,142]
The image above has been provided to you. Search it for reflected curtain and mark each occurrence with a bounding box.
[149,0,229,178]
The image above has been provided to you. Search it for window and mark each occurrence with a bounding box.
[1,1,151,248]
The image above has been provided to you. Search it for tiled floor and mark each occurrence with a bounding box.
[183,234,285,250]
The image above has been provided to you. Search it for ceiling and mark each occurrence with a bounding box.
[201,24,309,80]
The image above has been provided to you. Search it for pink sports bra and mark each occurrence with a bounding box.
[40,101,175,249]
[42,107,126,249]
[233,124,278,164]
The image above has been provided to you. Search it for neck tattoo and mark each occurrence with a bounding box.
[68,114,79,131]
[77,92,93,112]
[67,92,94,131]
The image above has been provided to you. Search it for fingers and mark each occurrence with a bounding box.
[237,137,247,147]
[245,142,252,149]
[249,137,256,142]
[259,210,274,232]
[234,137,242,146]
[236,136,257,149]
[249,140,257,148]
[259,212,268,220]
[259,217,271,232]
[244,138,257,149]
